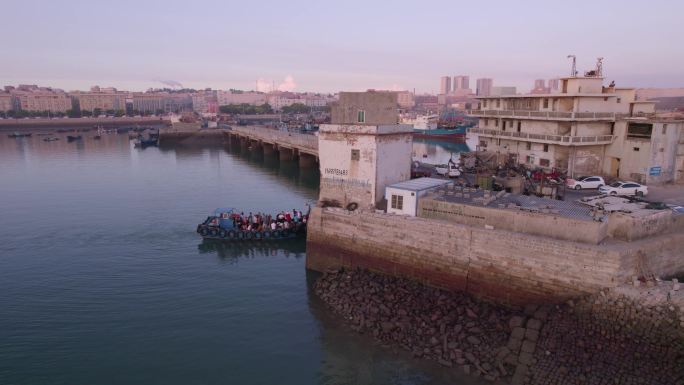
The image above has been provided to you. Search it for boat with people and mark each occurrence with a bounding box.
[196,207,309,241]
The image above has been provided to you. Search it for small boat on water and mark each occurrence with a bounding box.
[134,137,157,148]
[196,208,309,241]
[8,132,32,138]
[67,135,82,142]
[43,137,60,142]
[93,135,101,140]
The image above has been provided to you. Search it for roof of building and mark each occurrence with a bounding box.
[387,177,452,192]
[476,93,620,99]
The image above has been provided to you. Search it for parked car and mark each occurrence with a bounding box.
[435,163,461,178]
[599,181,648,197]
[566,176,605,190]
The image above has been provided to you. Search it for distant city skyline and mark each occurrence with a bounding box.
[2,0,683,94]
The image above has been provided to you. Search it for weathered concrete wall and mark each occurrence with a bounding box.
[607,210,684,242]
[306,207,684,306]
[331,92,398,125]
[418,198,607,244]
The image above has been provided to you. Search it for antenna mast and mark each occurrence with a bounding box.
[596,57,604,77]
[567,55,577,77]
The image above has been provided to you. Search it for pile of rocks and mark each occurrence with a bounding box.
[529,291,684,385]
[314,269,684,385]
[314,268,525,382]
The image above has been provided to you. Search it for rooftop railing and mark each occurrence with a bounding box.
[468,110,628,120]
[468,127,615,146]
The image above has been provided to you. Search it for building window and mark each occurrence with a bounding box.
[543,98,549,108]
[526,142,531,150]
[540,159,550,167]
[357,110,365,123]
[479,140,487,148]
[526,155,535,164]
[495,119,499,127]
[633,147,640,151]
[496,99,500,108]
[502,121,506,131]
[351,149,360,161]
[543,144,549,152]
[484,118,489,126]
[483,100,487,108]
[517,121,521,132]
[391,194,403,210]
[662,124,668,134]
[627,122,652,139]
[617,98,621,103]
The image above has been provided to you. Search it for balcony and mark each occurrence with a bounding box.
[468,127,615,146]
[468,109,626,121]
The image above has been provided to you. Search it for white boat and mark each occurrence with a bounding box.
[401,114,439,130]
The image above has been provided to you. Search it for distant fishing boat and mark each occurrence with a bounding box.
[93,135,101,140]
[8,132,32,138]
[43,137,60,142]
[67,135,82,142]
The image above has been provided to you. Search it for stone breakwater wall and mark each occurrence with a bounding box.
[306,207,684,306]
[314,269,684,385]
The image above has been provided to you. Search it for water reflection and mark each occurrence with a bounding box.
[412,138,470,165]
[197,238,306,263]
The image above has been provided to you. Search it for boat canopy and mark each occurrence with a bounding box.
[212,207,237,216]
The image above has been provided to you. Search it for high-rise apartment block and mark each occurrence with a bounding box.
[453,75,470,90]
[476,78,493,96]
[440,76,452,95]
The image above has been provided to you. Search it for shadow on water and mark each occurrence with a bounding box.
[197,238,307,263]
[303,271,485,385]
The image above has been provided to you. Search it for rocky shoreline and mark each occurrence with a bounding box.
[314,268,684,385]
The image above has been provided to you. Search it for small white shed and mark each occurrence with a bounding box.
[385,177,453,216]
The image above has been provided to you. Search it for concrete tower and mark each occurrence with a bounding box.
[318,91,413,210]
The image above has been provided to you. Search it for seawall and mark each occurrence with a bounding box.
[306,207,684,306]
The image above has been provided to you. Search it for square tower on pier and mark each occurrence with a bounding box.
[318,91,413,209]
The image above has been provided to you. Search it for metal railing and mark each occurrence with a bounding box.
[468,127,615,145]
[468,110,627,120]
[232,126,319,153]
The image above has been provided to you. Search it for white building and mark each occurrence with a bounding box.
[319,91,414,209]
[468,75,684,184]
[217,91,266,106]
[385,178,453,216]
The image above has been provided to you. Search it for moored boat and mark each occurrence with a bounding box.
[67,135,82,142]
[196,207,309,241]
[43,137,60,142]
[8,132,32,138]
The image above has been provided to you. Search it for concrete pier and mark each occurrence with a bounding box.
[299,153,317,168]
[228,126,319,167]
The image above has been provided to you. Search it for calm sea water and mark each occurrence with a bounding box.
[0,132,480,385]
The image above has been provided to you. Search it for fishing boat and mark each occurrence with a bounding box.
[67,135,82,142]
[7,132,32,138]
[134,137,157,148]
[43,137,60,142]
[93,135,101,140]
[196,208,308,241]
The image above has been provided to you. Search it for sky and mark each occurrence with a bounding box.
[1,0,682,94]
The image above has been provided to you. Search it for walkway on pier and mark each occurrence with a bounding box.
[230,126,318,156]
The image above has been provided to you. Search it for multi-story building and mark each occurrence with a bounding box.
[396,91,415,108]
[132,93,166,113]
[70,87,128,112]
[217,91,267,106]
[490,86,517,96]
[531,79,550,94]
[0,92,12,112]
[548,78,560,92]
[440,76,452,95]
[453,75,469,90]
[476,78,493,96]
[10,87,71,113]
[468,76,684,184]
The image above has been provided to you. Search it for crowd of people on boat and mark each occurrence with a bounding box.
[229,209,308,232]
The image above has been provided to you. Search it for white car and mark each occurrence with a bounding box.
[435,163,461,178]
[566,176,605,190]
[599,181,648,197]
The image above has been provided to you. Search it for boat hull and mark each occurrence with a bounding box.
[197,224,307,241]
